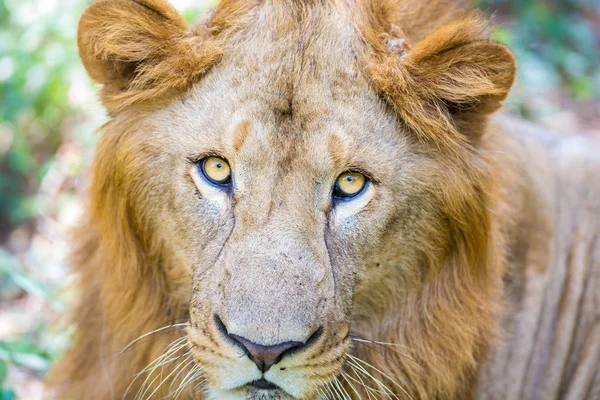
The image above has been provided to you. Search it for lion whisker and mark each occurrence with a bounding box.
[350,338,421,369]
[138,354,187,400]
[330,376,346,400]
[191,376,208,394]
[353,339,406,348]
[325,382,337,400]
[141,353,192,400]
[184,371,206,395]
[321,377,337,400]
[316,385,329,400]
[138,336,188,373]
[348,354,410,396]
[136,352,185,377]
[335,375,353,400]
[138,342,188,384]
[344,365,384,399]
[341,368,365,400]
[316,378,331,400]
[170,363,195,399]
[124,343,181,399]
[173,364,203,399]
[348,355,414,400]
[119,323,189,356]
[348,360,398,400]
[136,344,189,380]
[125,337,189,400]
[347,358,398,400]
[350,337,410,351]
[135,371,162,400]
[169,358,196,392]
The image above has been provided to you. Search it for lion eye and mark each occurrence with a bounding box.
[199,156,231,186]
[333,171,367,199]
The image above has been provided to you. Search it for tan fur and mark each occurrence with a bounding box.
[48,0,599,399]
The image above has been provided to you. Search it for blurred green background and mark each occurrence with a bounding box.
[0,0,599,398]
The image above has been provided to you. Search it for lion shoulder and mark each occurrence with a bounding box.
[478,117,600,399]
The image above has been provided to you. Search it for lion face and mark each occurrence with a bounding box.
[76,0,515,398]
[142,18,416,398]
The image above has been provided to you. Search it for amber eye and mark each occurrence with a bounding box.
[199,156,231,186]
[333,171,367,199]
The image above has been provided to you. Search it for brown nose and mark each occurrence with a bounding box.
[229,334,304,372]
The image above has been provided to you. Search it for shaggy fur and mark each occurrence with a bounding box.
[48,0,600,399]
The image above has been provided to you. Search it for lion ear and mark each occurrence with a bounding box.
[78,0,221,112]
[371,17,516,144]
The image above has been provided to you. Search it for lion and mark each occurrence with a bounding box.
[47,0,600,399]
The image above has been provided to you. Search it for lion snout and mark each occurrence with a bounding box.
[188,226,350,396]
[210,229,334,346]
[188,312,350,398]
[216,314,323,373]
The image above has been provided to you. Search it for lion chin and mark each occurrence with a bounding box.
[46,0,600,398]
[206,387,293,400]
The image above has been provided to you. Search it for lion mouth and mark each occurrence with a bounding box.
[214,383,296,400]
[250,378,280,390]
[243,378,298,399]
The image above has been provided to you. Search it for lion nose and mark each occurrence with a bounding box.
[214,315,324,372]
[229,334,304,372]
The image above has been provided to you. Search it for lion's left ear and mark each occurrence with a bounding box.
[78,0,222,113]
[370,17,516,144]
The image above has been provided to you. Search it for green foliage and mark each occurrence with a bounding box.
[182,6,212,23]
[0,338,52,398]
[479,0,600,119]
[0,0,95,395]
[0,249,57,307]
[0,0,92,227]
[0,340,52,373]
[0,388,16,400]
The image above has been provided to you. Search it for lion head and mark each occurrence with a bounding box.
[51,0,516,398]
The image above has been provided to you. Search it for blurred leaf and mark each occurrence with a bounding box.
[7,269,50,300]
[182,7,204,24]
[491,26,513,47]
[181,0,217,23]
[571,76,594,100]
[0,388,15,400]
[0,339,51,373]
[0,249,51,301]
[12,352,50,372]
[0,360,6,386]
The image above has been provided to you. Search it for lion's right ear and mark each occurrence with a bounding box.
[78,0,222,112]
